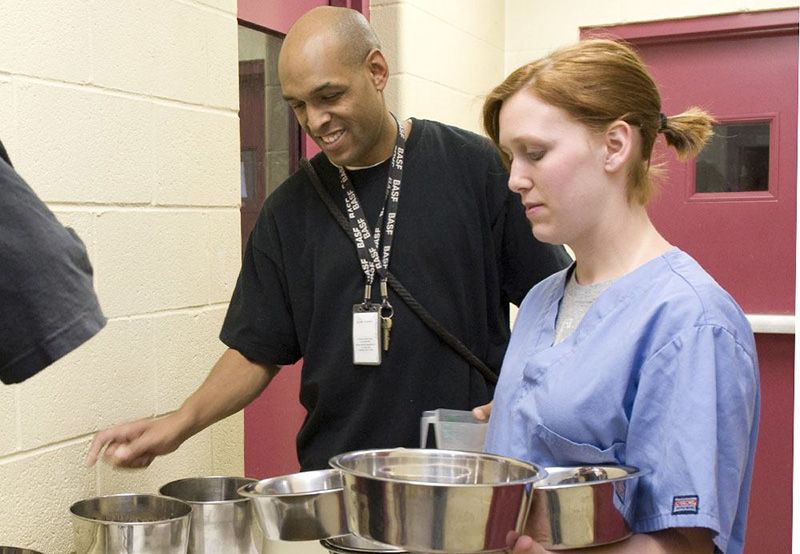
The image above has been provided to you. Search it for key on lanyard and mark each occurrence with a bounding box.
[380,280,393,351]
[381,315,392,351]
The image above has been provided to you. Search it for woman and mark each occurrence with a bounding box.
[479,40,760,554]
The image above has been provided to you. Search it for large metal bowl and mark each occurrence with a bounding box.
[329,448,545,553]
[527,465,643,550]
[238,468,347,541]
[69,493,192,554]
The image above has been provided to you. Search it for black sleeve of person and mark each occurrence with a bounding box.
[0,139,12,167]
[0,140,107,384]
[487,147,572,305]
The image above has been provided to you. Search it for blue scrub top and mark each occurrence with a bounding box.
[485,249,760,554]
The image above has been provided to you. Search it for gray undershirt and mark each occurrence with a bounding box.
[554,270,614,345]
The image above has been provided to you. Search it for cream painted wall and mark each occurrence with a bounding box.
[0,0,243,552]
[370,0,505,133]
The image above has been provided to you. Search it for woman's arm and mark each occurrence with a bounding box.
[510,528,714,554]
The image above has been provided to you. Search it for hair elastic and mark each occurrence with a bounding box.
[658,113,668,133]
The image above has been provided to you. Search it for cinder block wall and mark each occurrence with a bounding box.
[370,0,506,134]
[0,0,243,552]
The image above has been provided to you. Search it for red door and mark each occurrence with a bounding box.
[238,0,370,478]
[585,10,798,553]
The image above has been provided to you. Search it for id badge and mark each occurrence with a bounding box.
[352,303,381,366]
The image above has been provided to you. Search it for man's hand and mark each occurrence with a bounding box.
[86,412,188,468]
[85,348,277,469]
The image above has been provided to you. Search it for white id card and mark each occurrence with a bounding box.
[352,304,381,366]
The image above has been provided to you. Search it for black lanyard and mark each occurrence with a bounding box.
[338,115,406,315]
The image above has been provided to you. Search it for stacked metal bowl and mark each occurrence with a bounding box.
[240,449,644,553]
[241,448,545,553]
[69,476,260,554]
[238,468,348,542]
[527,465,643,550]
[329,448,546,553]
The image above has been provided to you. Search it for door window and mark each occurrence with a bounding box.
[695,122,770,193]
[237,25,301,252]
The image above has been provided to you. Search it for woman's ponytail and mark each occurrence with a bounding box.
[660,107,716,160]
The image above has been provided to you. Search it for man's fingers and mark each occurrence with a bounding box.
[86,430,119,467]
[85,441,102,467]
[122,454,155,469]
[105,444,135,464]
[85,419,152,467]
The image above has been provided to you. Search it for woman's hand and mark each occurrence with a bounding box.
[506,532,550,554]
[472,400,493,421]
[504,528,714,554]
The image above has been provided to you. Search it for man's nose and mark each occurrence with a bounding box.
[306,105,331,133]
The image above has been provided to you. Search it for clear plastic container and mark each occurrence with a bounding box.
[420,408,488,451]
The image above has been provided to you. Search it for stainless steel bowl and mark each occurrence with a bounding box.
[69,493,192,554]
[320,534,407,554]
[238,468,347,541]
[159,476,258,554]
[329,448,545,553]
[527,465,643,550]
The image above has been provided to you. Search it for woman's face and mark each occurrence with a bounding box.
[498,90,613,248]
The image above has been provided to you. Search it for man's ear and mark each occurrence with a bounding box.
[365,48,389,91]
[603,120,635,173]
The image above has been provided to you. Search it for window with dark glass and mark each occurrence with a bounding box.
[238,26,301,252]
[695,122,770,193]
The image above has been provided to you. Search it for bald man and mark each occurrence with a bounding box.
[87,7,568,471]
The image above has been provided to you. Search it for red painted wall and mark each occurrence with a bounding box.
[238,0,369,478]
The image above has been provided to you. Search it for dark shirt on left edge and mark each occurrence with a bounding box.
[0,141,106,384]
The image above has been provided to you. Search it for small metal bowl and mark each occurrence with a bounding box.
[329,448,545,553]
[238,468,347,541]
[527,465,643,550]
[69,493,192,554]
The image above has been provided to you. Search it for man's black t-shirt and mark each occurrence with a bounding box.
[0,146,106,384]
[221,119,570,470]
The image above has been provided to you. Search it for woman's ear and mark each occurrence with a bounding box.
[603,120,635,173]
